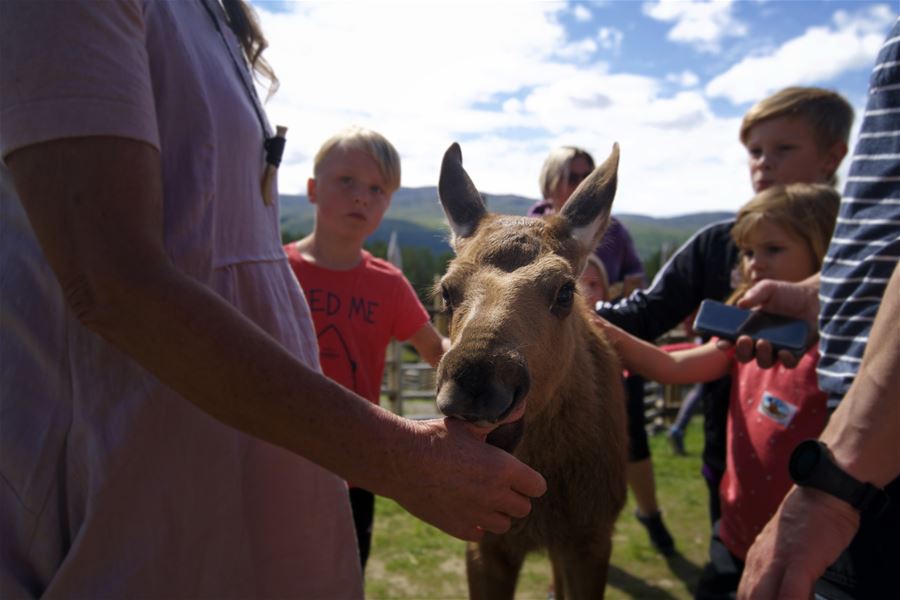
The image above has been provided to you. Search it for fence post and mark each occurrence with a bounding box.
[389,339,403,416]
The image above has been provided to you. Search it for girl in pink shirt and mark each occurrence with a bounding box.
[597,182,839,595]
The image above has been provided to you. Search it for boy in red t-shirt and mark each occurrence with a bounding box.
[284,127,449,571]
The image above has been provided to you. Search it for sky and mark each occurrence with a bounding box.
[251,0,896,217]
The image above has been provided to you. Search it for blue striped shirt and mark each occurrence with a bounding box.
[818,18,900,409]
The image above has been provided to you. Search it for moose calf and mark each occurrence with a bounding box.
[435,143,628,599]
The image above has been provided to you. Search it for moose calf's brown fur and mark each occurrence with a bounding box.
[435,143,628,599]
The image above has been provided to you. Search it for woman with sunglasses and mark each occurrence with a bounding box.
[528,146,645,302]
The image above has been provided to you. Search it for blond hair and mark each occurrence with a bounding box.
[728,183,840,303]
[740,87,853,153]
[313,126,402,192]
[538,146,595,200]
[579,253,611,304]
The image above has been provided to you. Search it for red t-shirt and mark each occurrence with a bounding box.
[284,246,431,406]
[719,346,827,559]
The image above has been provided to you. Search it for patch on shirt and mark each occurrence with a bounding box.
[758,392,798,427]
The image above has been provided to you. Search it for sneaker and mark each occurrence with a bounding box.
[667,427,686,456]
[635,509,676,556]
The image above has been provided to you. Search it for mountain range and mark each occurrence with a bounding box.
[280,186,734,262]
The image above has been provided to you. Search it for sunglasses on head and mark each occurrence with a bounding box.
[567,170,591,186]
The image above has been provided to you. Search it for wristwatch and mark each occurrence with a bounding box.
[789,439,891,517]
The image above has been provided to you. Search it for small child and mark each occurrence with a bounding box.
[284,126,449,571]
[597,183,840,597]
[578,253,610,307]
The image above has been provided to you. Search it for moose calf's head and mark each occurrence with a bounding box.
[435,142,619,452]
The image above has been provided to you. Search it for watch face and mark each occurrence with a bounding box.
[789,439,822,482]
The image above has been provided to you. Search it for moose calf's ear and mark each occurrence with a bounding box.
[561,142,619,252]
[438,142,487,242]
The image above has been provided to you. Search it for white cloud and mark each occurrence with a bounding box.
[597,27,624,54]
[642,0,747,53]
[250,1,870,217]
[667,70,700,87]
[705,4,894,104]
[256,2,572,195]
[832,4,897,34]
[554,38,599,61]
[573,5,592,22]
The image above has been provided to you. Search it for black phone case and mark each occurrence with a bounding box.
[693,299,809,354]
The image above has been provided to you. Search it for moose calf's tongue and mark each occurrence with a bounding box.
[477,400,527,452]
[485,419,525,453]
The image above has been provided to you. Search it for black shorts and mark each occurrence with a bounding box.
[349,487,375,569]
[625,374,650,462]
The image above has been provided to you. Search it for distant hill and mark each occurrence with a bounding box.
[617,212,734,260]
[279,187,733,261]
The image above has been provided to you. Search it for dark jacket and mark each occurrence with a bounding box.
[597,220,740,477]
[597,220,739,340]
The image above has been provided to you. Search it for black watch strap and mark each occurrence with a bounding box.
[850,481,891,515]
[789,439,891,517]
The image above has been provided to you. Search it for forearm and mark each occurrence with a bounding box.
[86,262,413,493]
[8,137,411,494]
[821,262,900,487]
[410,323,448,367]
[602,320,697,384]
[9,125,547,545]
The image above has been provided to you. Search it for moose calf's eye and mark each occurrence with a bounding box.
[552,281,575,317]
[441,284,454,311]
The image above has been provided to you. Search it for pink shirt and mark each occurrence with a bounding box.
[719,347,827,559]
[0,1,362,597]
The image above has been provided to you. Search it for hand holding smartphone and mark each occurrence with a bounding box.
[692,299,810,356]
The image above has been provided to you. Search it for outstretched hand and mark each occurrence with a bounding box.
[387,417,547,542]
[719,277,819,369]
[738,486,859,599]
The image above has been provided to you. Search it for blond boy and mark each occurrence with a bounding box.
[284,126,448,570]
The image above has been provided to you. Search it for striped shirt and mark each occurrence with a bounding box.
[818,19,900,409]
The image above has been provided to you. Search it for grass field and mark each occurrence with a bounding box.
[365,419,711,599]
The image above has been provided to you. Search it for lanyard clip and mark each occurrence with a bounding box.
[261,125,287,206]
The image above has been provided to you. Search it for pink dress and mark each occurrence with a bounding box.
[0,1,362,597]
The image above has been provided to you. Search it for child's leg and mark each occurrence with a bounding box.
[671,383,702,433]
[349,487,375,570]
[695,520,744,600]
[625,375,676,555]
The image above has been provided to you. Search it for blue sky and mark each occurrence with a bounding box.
[252,0,896,216]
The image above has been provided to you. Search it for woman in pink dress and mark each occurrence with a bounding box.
[0,2,545,596]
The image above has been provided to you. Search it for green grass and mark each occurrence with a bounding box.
[365,419,710,599]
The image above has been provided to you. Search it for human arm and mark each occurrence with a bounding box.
[595,316,731,384]
[408,322,450,367]
[738,261,900,599]
[6,137,545,541]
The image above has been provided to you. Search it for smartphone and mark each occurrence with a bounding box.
[692,299,810,355]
